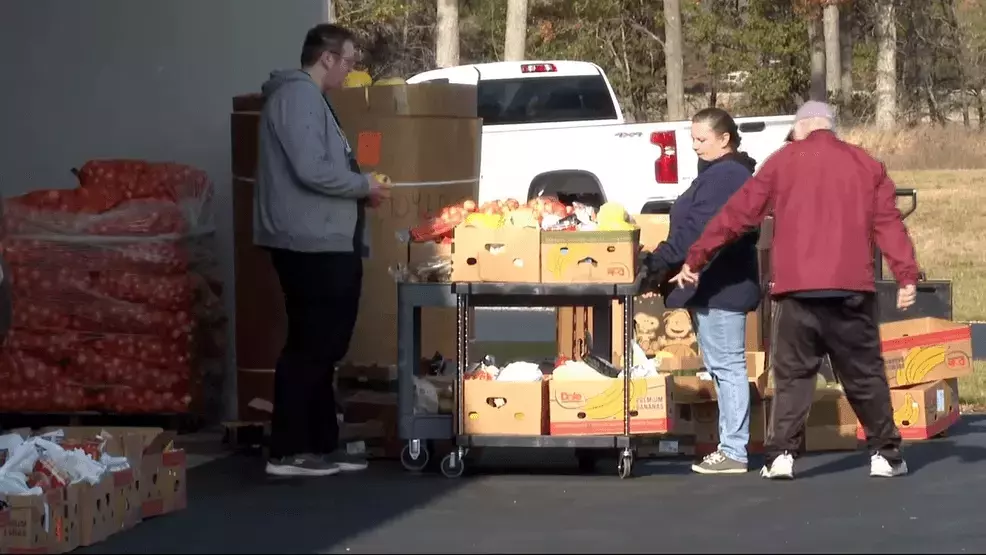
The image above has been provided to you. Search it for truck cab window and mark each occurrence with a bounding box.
[477,75,618,125]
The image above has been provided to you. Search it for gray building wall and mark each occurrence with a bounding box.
[0,0,330,419]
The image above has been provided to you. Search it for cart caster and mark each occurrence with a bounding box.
[400,441,430,472]
[617,451,634,480]
[440,452,466,479]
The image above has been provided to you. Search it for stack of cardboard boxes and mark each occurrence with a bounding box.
[0,427,187,554]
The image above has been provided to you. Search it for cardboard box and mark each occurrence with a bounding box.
[667,351,768,404]
[548,375,673,435]
[0,485,81,554]
[541,229,640,284]
[693,400,767,456]
[857,378,960,441]
[38,427,145,536]
[880,318,973,387]
[137,431,187,519]
[463,381,548,435]
[804,390,860,452]
[342,115,481,366]
[451,225,541,283]
[328,83,478,119]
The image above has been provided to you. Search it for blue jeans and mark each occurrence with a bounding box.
[692,308,750,463]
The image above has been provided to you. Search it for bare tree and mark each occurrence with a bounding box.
[875,0,897,129]
[504,0,529,61]
[839,4,853,97]
[807,8,827,101]
[436,0,460,68]
[326,0,336,23]
[665,0,685,120]
[823,2,841,99]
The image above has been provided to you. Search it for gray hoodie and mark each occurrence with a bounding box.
[253,69,371,255]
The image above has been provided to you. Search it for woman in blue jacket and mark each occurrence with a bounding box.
[645,107,761,475]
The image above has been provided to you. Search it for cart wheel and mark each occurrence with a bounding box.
[400,443,430,472]
[617,453,633,479]
[440,453,466,479]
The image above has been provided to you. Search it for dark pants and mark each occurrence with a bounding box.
[766,293,902,464]
[267,249,362,459]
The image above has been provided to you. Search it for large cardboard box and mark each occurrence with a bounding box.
[328,83,478,120]
[856,378,960,441]
[343,115,481,366]
[0,485,81,554]
[880,318,973,387]
[804,390,860,452]
[451,225,541,283]
[548,375,673,435]
[463,381,548,435]
[541,230,639,284]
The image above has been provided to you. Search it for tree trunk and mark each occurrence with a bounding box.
[823,2,841,98]
[874,0,897,130]
[664,0,686,120]
[435,0,460,68]
[504,0,529,61]
[325,0,336,23]
[808,9,827,101]
[839,4,853,96]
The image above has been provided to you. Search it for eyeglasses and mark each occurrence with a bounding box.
[328,50,360,69]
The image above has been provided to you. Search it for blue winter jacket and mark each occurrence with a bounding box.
[644,152,761,312]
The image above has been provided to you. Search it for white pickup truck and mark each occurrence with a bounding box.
[408,60,795,213]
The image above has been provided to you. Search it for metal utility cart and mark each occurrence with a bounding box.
[396,282,457,472]
[440,278,643,479]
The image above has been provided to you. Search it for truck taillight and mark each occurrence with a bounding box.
[650,131,678,184]
[521,63,557,73]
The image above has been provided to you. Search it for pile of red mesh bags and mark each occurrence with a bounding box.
[0,160,226,415]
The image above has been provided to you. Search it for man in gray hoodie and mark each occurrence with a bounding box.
[255,23,390,477]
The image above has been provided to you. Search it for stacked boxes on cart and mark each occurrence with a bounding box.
[0,160,226,416]
[0,426,187,554]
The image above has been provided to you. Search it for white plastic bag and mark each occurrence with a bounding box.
[496,361,543,382]
[412,376,440,415]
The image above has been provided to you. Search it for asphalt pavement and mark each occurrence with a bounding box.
[80,414,986,554]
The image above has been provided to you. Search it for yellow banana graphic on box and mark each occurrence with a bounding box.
[582,378,649,420]
[898,345,947,386]
[547,243,593,278]
[893,393,918,427]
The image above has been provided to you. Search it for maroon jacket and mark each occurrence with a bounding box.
[685,130,920,295]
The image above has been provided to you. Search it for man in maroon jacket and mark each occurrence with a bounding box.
[670,101,919,480]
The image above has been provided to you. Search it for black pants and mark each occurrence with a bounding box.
[267,249,362,459]
[766,293,902,464]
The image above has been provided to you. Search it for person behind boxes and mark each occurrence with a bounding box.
[670,101,919,480]
[254,23,392,477]
[642,108,762,475]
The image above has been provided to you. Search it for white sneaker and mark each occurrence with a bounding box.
[265,455,341,477]
[760,452,795,480]
[870,453,908,478]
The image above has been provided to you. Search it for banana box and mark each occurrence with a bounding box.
[857,378,960,441]
[761,389,860,452]
[548,375,673,435]
[880,318,973,387]
[451,224,541,283]
[540,229,640,284]
[463,380,548,435]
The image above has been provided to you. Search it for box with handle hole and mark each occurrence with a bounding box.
[462,380,548,435]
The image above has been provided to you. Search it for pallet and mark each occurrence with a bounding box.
[0,412,204,434]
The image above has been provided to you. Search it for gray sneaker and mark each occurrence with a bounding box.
[323,450,368,472]
[266,454,340,477]
[691,450,748,475]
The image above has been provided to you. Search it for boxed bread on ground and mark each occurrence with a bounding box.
[880,317,972,387]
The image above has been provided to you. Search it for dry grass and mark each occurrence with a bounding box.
[844,125,986,171]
